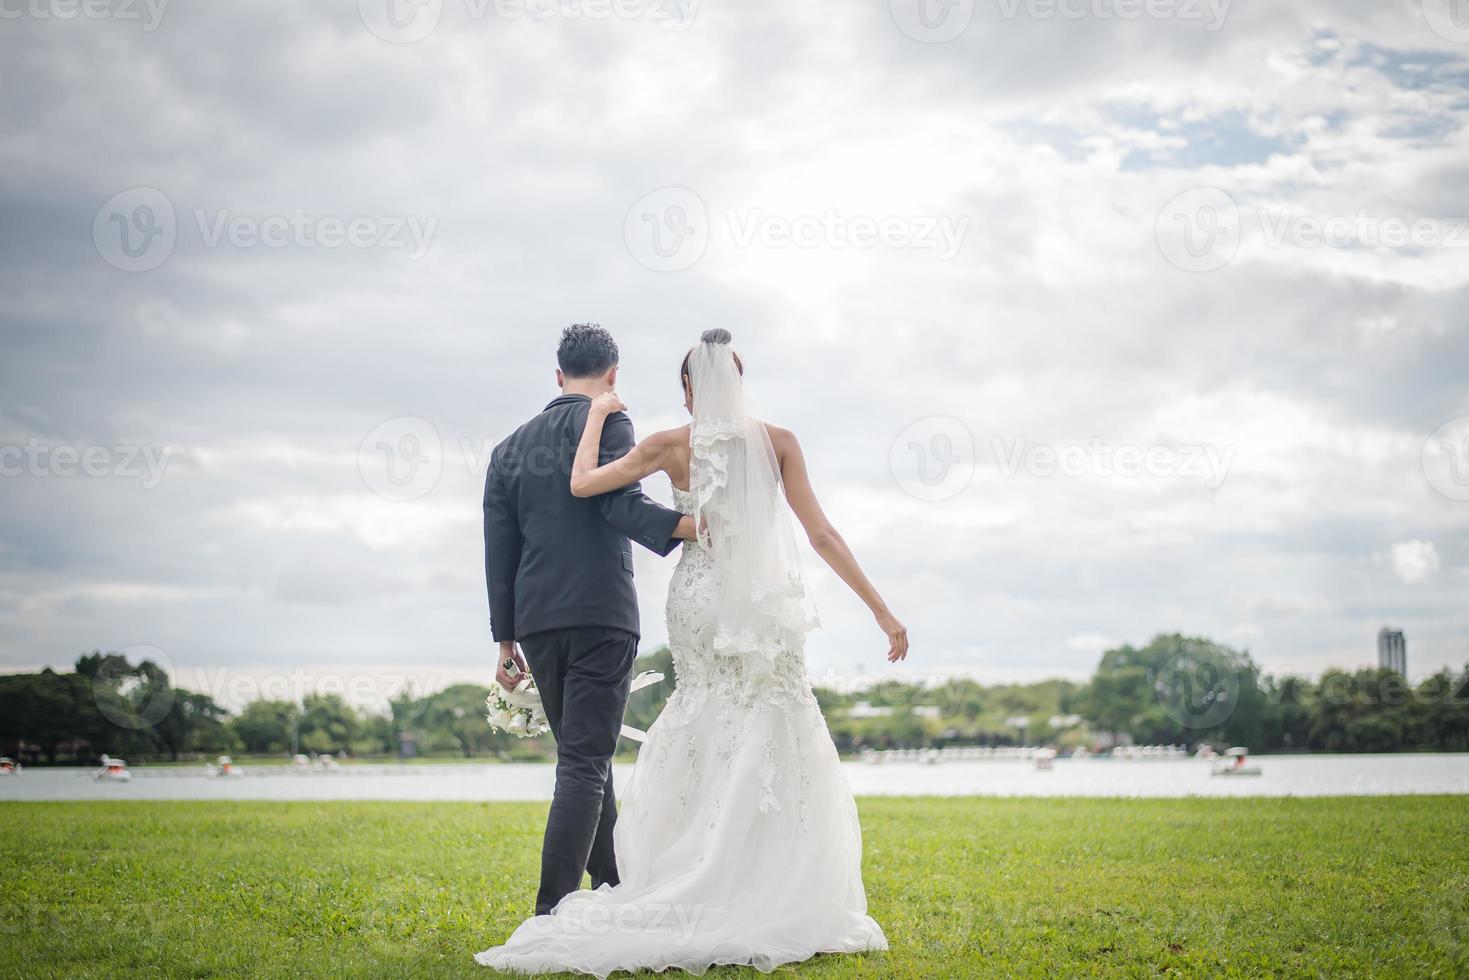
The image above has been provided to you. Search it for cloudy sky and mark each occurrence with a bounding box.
[1,0,1466,710]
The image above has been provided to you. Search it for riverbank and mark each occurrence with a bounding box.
[3,797,1467,977]
[7,753,1468,802]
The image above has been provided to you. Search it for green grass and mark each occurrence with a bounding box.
[2,798,1467,978]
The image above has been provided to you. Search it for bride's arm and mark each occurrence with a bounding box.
[770,426,909,663]
[570,392,677,498]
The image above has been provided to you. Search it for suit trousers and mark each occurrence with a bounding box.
[518,625,639,915]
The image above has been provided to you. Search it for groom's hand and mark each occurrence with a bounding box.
[497,641,528,690]
[674,515,698,540]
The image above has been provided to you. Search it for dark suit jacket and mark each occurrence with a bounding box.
[483,393,684,642]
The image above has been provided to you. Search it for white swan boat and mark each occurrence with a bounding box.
[94,756,132,781]
[1211,746,1262,777]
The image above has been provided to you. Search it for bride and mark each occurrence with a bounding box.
[475,329,908,975]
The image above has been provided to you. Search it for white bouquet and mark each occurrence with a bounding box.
[485,669,666,741]
[486,674,550,738]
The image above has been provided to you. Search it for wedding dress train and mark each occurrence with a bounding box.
[474,486,887,975]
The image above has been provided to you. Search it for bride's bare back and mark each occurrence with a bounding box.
[571,401,907,663]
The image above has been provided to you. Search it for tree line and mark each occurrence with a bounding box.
[0,653,548,764]
[820,634,1469,754]
[1,635,1466,764]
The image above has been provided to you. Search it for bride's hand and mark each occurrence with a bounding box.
[590,391,627,417]
[876,608,908,662]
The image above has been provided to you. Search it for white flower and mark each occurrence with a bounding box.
[486,679,551,738]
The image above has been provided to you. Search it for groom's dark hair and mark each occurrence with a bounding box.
[557,323,620,378]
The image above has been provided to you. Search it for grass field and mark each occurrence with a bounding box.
[3,797,1467,978]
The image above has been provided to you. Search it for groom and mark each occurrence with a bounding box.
[484,323,694,916]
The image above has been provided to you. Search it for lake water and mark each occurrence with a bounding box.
[3,754,1467,802]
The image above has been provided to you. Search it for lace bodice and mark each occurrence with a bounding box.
[661,487,815,717]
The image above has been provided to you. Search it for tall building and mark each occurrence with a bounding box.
[1377,627,1406,676]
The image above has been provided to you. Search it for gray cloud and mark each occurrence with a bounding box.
[1,0,1466,704]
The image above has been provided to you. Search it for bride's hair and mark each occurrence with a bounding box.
[680,329,742,390]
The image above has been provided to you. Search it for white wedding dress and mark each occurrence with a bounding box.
[474,485,887,976]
